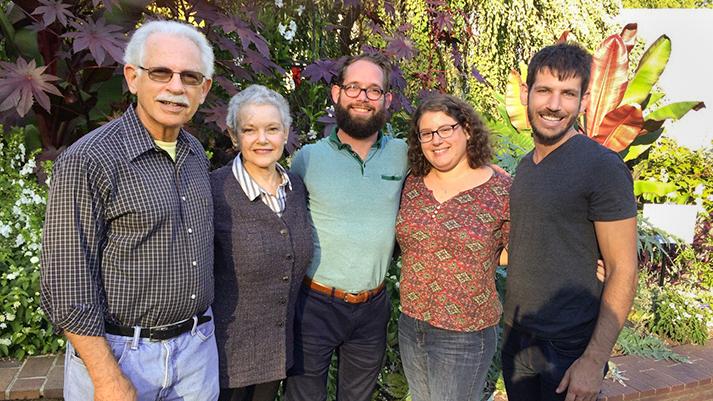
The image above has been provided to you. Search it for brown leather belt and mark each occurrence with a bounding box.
[303,277,385,304]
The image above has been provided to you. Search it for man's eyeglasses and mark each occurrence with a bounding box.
[340,84,385,101]
[138,66,206,86]
[418,123,460,143]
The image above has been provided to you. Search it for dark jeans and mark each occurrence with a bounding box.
[398,314,497,401]
[284,285,391,401]
[501,325,604,401]
[218,381,280,401]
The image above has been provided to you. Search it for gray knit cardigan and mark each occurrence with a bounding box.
[211,163,314,388]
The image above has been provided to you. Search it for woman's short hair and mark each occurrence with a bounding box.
[225,85,292,145]
[124,20,215,78]
[408,94,492,177]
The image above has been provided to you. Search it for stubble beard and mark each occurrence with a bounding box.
[527,108,578,146]
[335,102,388,140]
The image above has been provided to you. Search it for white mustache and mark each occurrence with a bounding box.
[156,94,189,107]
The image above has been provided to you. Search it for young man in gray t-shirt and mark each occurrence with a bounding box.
[502,43,638,401]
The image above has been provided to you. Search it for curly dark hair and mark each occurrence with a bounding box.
[408,94,492,177]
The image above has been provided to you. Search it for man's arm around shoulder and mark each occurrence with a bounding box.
[557,217,638,401]
[65,332,137,401]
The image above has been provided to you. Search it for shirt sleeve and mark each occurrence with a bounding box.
[40,153,108,336]
[587,152,638,222]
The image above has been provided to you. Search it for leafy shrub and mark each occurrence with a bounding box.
[614,326,688,362]
[647,286,711,345]
[633,137,713,214]
[0,125,63,358]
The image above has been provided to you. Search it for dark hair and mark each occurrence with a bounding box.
[408,94,492,177]
[526,42,592,95]
[335,52,392,92]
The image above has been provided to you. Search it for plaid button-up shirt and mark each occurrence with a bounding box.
[40,107,214,336]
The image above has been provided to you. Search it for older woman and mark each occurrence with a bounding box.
[395,94,511,401]
[211,85,313,401]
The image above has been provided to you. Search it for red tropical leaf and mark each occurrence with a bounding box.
[0,58,62,117]
[585,34,629,140]
[595,104,644,152]
[620,23,638,54]
[64,18,125,65]
[32,0,74,27]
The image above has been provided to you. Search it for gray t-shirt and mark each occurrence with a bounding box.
[504,134,637,339]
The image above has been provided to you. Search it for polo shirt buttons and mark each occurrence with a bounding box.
[187,228,193,234]
[279,297,287,305]
[192,260,197,267]
[181,196,187,202]
[190,294,196,300]
[277,321,284,327]
[282,275,290,282]
[280,228,288,236]
[286,254,293,261]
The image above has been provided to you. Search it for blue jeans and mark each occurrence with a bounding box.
[398,314,497,401]
[501,325,604,401]
[64,308,219,401]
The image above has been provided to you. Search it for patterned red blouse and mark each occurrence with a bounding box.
[396,171,511,332]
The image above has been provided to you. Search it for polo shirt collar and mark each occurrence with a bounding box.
[121,106,202,161]
[328,126,384,150]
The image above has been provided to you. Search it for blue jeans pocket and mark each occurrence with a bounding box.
[194,319,215,341]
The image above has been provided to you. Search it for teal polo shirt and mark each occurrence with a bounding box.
[290,130,408,292]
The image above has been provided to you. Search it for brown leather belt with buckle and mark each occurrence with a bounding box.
[303,277,385,304]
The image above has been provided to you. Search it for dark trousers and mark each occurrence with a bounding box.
[284,285,391,401]
[501,325,603,401]
[218,381,281,401]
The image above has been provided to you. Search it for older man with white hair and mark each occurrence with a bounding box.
[41,20,216,401]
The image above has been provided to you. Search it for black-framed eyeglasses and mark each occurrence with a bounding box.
[418,123,460,143]
[138,66,206,86]
[340,83,385,101]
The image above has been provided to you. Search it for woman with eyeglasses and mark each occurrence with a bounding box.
[395,94,511,401]
[211,85,313,401]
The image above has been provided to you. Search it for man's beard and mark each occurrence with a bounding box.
[527,107,578,146]
[335,102,388,139]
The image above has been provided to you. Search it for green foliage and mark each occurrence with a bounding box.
[0,125,63,358]
[615,326,688,362]
[623,0,712,7]
[633,137,713,214]
[647,286,711,345]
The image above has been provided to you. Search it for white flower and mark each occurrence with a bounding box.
[30,256,39,264]
[6,272,18,280]
[0,223,11,238]
[274,0,283,7]
[297,5,305,15]
[307,130,318,140]
[15,234,25,247]
[0,323,6,329]
[279,20,297,41]
[0,338,11,346]
[19,158,36,176]
[5,313,15,322]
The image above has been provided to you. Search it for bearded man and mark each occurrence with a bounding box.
[284,53,408,401]
[501,43,638,401]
